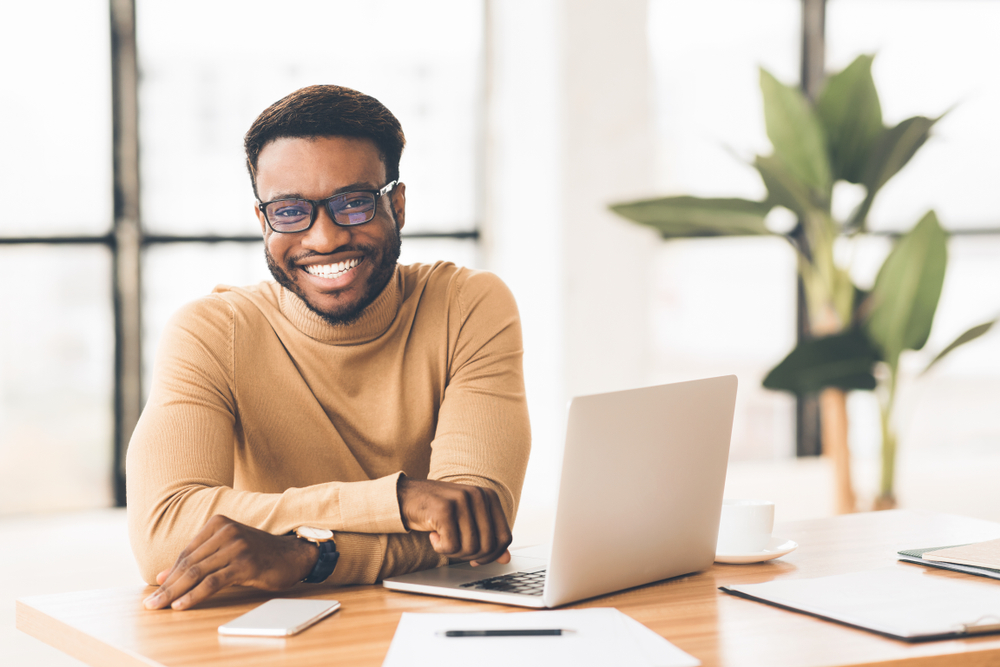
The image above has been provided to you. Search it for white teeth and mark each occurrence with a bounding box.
[304,257,361,278]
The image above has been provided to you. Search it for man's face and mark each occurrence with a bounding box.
[254,136,406,325]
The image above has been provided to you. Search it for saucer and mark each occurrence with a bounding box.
[714,536,798,564]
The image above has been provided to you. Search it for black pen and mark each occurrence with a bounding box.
[442,629,573,637]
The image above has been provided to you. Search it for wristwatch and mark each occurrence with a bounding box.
[294,527,339,584]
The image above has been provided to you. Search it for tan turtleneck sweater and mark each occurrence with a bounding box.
[126,261,531,586]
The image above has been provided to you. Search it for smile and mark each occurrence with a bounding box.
[302,258,362,279]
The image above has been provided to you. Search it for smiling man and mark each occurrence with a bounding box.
[126,85,530,611]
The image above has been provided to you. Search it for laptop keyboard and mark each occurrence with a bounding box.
[459,569,547,596]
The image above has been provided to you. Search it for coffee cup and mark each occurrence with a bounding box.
[716,499,774,554]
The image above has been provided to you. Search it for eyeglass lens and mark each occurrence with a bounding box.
[265,192,377,231]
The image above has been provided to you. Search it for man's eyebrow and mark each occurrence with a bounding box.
[265,182,381,201]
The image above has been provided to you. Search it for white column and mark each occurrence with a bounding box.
[484,0,658,535]
[559,0,658,398]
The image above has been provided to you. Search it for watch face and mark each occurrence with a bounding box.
[297,526,334,541]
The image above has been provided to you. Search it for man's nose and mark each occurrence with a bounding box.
[301,205,351,252]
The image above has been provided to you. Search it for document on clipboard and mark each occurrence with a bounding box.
[720,567,1000,642]
[899,545,1000,581]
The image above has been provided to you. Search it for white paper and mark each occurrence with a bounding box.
[619,613,701,667]
[381,608,699,667]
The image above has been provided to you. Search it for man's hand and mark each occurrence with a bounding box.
[142,515,317,611]
[397,478,513,566]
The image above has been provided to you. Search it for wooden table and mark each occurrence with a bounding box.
[17,510,1000,667]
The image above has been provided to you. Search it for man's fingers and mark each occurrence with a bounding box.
[144,522,235,609]
[466,487,496,561]
[168,546,241,610]
[432,495,468,556]
[399,479,514,563]
[454,487,487,558]
[145,550,230,610]
[470,492,512,565]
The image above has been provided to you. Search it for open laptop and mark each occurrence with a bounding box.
[383,375,738,608]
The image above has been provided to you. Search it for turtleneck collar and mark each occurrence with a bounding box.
[278,265,402,344]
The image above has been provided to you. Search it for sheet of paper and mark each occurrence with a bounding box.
[381,608,699,667]
[925,538,1000,569]
[619,613,701,667]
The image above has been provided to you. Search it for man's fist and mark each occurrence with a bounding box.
[142,515,317,611]
[397,478,512,566]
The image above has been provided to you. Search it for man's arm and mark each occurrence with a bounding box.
[376,268,531,579]
[127,296,409,585]
[143,477,513,611]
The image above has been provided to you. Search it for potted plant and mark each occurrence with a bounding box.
[610,54,995,510]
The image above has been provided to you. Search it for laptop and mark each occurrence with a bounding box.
[383,375,738,608]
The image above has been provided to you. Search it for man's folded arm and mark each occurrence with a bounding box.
[427,270,531,523]
[372,270,532,581]
[126,298,408,584]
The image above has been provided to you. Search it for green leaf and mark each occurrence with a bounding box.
[608,196,772,238]
[754,154,816,219]
[763,328,880,394]
[816,54,883,184]
[863,115,938,196]
[760,68,832,197]
[865,210,948,369]
[848,116,939,232]
[922,318,998,375]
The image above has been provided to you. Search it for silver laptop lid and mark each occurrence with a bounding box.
[543,375,737,607]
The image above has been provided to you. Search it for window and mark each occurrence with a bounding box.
[0,0,115,512]
[647,0,801,460]
[0,0,485,514]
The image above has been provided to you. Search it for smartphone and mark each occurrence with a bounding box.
[218,599,341,637]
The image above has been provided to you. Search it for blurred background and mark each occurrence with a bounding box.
[2,0,999,661]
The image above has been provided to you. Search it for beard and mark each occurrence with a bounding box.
[265,224,401,327]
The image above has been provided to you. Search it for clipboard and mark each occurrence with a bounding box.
[720,566,1000,642]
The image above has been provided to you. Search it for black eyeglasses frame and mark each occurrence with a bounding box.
[257,180,399,234]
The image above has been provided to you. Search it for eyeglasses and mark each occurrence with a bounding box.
[258,180,398,233]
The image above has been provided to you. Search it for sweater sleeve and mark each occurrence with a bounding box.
[126,296,404,584]
[377,270,532,579]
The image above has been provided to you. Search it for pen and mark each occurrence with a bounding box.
[442,629,573,637]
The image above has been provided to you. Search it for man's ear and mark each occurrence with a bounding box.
[391,182,406,232]
[254,203,268,236]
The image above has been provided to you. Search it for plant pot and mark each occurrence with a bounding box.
[820,387,856,514]
[873,494,897,511]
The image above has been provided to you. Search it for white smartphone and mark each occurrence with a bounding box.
[218,599,341,637]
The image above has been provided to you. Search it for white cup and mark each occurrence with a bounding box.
[716,499,774,554]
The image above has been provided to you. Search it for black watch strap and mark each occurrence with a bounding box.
[302,539,339,584]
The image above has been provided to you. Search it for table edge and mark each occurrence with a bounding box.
[17,598,161,667]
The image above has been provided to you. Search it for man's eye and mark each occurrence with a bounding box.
[274,205,309,218]
[341,196,371,210]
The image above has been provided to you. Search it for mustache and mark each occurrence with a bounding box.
[284,245,378,270]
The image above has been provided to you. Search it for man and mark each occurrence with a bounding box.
[127,85,531,611]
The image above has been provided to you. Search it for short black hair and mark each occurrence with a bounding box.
[244,84,405,197]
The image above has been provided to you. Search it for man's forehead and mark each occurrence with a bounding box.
[256,135,387,196]
[257,135,384,165]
